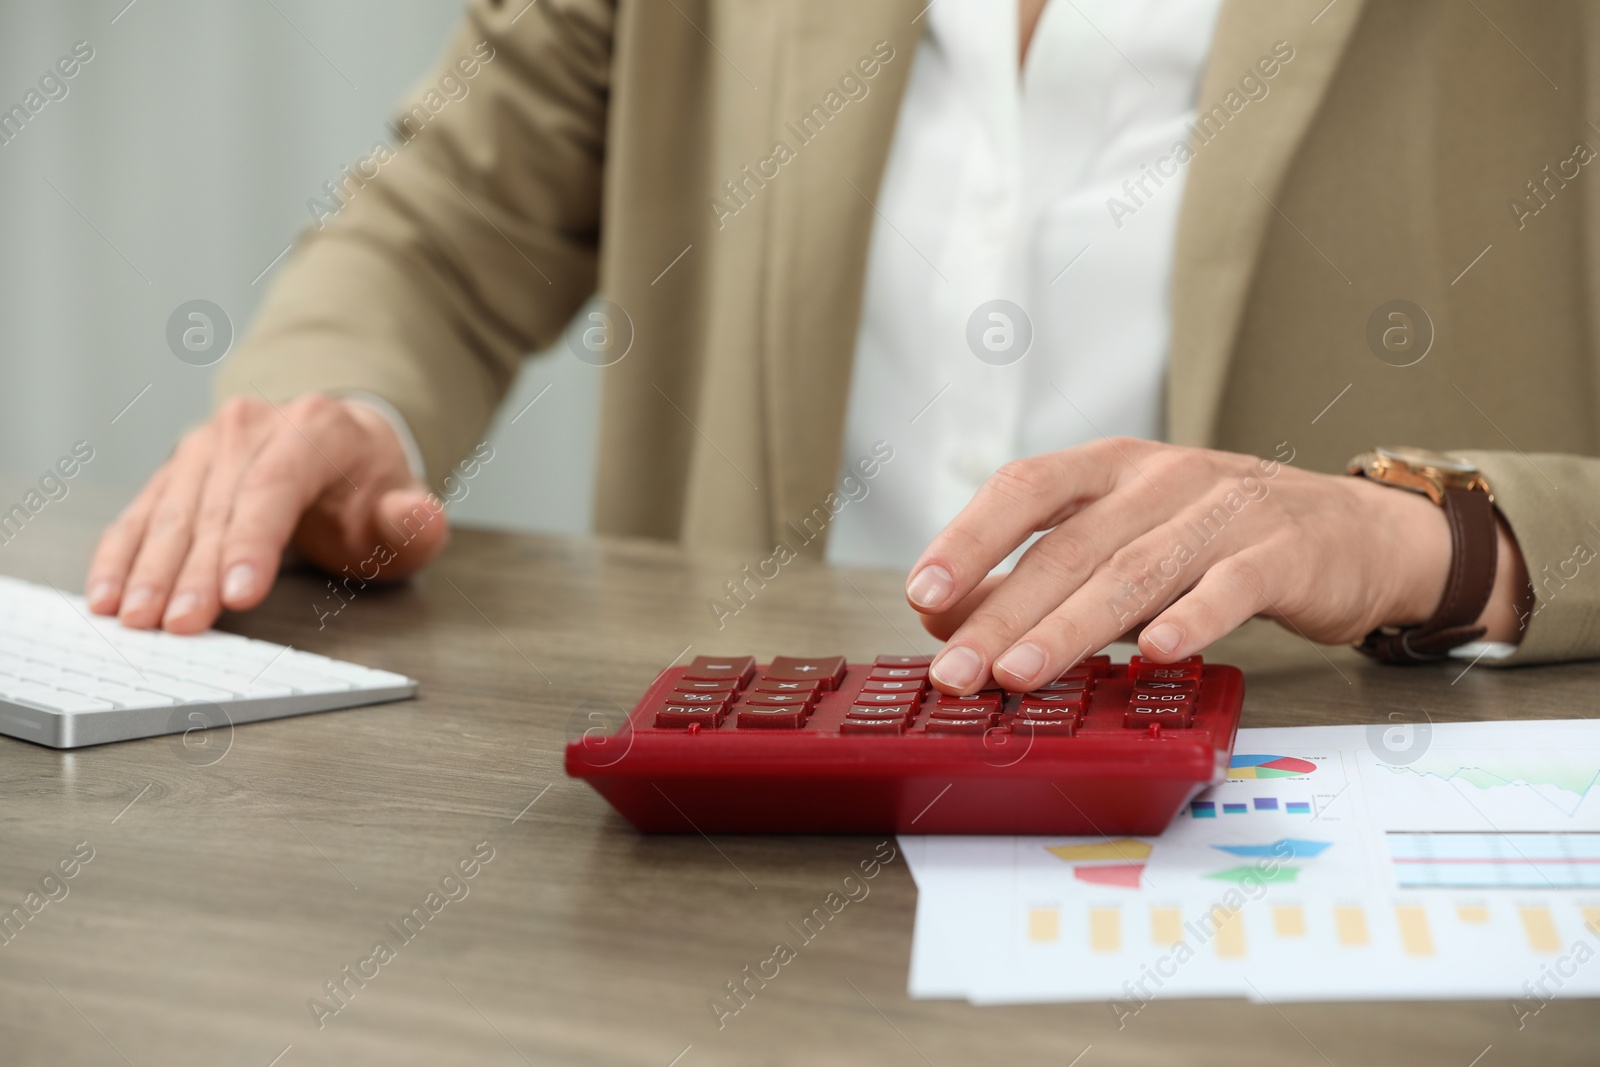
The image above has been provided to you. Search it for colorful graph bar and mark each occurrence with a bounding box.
[1335,906,1369,947]
[1457,904,1490,924]
[1212,906,1246,957]
[1090,908,1121,953]
[1254,797,1278,810]
[1223,803,1248,814]
[1151,907,1183,946]
[1395,905,1435,957]
[1520,906,1561,953]
[1286,802,1311,814]
[1028,907,1059,943]
[1273,906,1306,937]
[1190,801,1216,818]
[1585,907,1600,936]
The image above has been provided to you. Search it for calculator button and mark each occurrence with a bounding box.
[1020,695,1083,714]
[737,706,808,729]
[1123,704,1193,728]
[744,692,814,710]
[875,655,933,668]
[1135,667,1202,684]
[684,656,756,685]
[924,717,994,734]
[665,691,731,708]
[755,678,823,696]
[674,678,740,694]
[1034,677,1091,693]
[862,678,925,696]
[1134,678,1197,694]
[846,705,913,722]
[1129,655,1202,671]
[1079,655,1114,675]
[936,691,1003,711]
[855,691,918,706]
[869,666,929,682]
[840,718,906,735]
[926,704,995,721]
[1130,690,1194,711]
[1012,714,1078,734]
[764,656,847,690]
[653,703,725,728]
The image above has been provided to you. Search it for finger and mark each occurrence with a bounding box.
[1137,554,1272,662]
[905,443,1128,614]
[370,486,450,577]
[918,573,1006,641]
[988,520,1237,689]
[926,474,1192,693]
[85,464,171,614]
[161,404,274,632]
[118,437,213,628]
[218,396,366,610]
[296,485,451,581]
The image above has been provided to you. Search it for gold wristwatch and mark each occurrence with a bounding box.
[1346,447,1498,663]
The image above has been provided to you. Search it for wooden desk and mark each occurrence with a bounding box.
[0,507,1595,1066]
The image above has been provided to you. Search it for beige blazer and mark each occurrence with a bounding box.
[219,0,1600,665]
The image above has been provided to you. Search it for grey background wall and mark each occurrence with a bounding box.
[0,1,597,546]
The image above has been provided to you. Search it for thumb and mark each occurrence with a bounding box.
[369,485,451,579]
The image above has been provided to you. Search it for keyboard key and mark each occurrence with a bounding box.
[845,705,914,722]
[1020,694,1084,713]
[869,666,929,682]
[763,656,846,690]
[754,678,823,696]
[936,691,1002,711]
[925,717,994,734]
[839,718,906,735]
[874,655,932,668]
[861,678,925,696]
[664,691,731,708]
[683,656,756,685]
[1129,655,1202,672]
[743,692,813,710]
[1134,678,1197,694]
[1123,703,1193,728]
[675,678,740,694]
[737,706,807,729]
[1034,677,1091,693]
[854,691,918,707]
[653,702,725,728]
[929,704,995,721]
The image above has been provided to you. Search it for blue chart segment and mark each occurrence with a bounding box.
[1388,832,1600,889]
[1214,838,1332,860]
[1188,798,1311,817]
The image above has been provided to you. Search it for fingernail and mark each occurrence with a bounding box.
[1144,622,1181,655]
[995,642,1046,684]
[164,591,199,623]
[87,580,116,610]
[906,564,954,609]
[222,563,255,603]
[120,587,155,617]
[930,645,982,690]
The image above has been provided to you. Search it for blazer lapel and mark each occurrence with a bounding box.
[759,0,923,553]
[1168,0,1368,446]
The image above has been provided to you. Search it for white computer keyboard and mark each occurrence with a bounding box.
[0,575,415,748]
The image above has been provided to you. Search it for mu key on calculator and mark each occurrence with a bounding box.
[565,653,1244,835]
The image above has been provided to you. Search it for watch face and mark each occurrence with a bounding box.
[1375,446,1479,476]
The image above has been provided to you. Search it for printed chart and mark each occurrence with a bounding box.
[903,721,1600,1004]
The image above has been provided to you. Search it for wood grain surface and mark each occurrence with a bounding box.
[0,500,1595,1066]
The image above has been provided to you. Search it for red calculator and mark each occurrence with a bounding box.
[565,654,1244,835]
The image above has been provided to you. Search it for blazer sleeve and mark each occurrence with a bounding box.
[215,0,613,484]
[1454,449,1600,665]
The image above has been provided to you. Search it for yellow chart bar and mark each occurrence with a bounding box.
[1395,905,1435,957]
[1583,907,1600,936]
[1457,904,1490,925]
[1027,907,1059,944]
[1212,907,1246,958]
[1334,906,1369,947]
[1520,906,1561,954]
[1090,908,1122,953]
[1151,907,1183,946]
[1273,906,1306,938]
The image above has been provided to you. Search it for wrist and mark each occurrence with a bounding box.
[1475,514,1532,644]
[1365,476,1454,628]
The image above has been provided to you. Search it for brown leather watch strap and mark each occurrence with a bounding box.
[1358,485,1499,663]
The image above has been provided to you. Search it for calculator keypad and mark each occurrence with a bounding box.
[648,654,1213,737]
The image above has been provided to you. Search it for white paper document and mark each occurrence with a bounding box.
[900,720,1600,1008]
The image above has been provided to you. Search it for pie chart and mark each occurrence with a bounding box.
[1229,754,1316,779]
